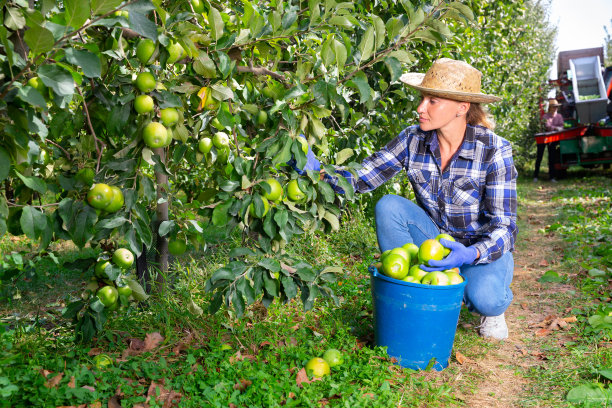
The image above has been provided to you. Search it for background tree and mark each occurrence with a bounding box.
[0,0,556,340]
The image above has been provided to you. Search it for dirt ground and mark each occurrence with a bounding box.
[460,183,572,407]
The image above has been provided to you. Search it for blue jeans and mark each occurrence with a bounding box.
[375,194,514,317]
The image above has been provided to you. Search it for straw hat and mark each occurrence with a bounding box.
[399,58,501,103]
[548,98,561,107]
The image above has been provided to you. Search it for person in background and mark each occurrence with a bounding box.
[295,58,517,340]
[533,98,564,182]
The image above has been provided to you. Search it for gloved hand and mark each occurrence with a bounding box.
[421,239,478,271]
[288,135,320,175]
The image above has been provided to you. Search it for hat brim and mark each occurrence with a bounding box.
[399,73,501,104]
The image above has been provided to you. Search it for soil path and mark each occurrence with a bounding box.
[460,183,572,407]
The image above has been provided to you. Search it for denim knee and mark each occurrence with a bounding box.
[375,194,402,219]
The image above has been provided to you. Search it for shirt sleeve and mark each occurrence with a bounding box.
[471,143,518,264]
[322,128,410,194]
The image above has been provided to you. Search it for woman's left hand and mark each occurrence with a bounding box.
[421,239,478,271]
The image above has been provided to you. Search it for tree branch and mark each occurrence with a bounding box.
[236,65,286,82]
[76,86,105,173]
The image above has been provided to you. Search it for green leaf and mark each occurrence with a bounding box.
[208,6,224,41]
[281,276,297,299]
[24,25,55,55]
[231,289,245,317]
[126,278,149,301]
[383,56,402,83]
[91,0,123,16]
[372,15,386,49]
[64,48,101,78]
[0,148,11,183]
[0,27,15,67]
[273,207,288,230]
[193,53,217,77]
[258,258,281,273]
[158,220,175,237]
[323,211,340,231]
[210,267,238,284]
[15,171,47,194]
[317,181,335,203]
[336,175,354,200]
[336,148,353,165]
[349,71,371,104]
[328,16,353,30]
[387,50,415,64]
[262,271,279,297]
[566,384,612,404]
[97,216,128,229]
[128,11,158,41]
[65,0,90,28]
[38,65,75,97]
[448,1,474,21]
[229,247,256,258]
[20,206,47,239]
[358,25,375,63]
[538,270,564,283]
[5,7,26,30]
[333,39,347,70]
[17,86,47,108]
[212,200,233,226]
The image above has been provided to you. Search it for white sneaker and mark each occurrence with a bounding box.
[477,313,508,340]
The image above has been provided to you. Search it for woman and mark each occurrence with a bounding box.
[533,98,564,182]
[298,58,517,340]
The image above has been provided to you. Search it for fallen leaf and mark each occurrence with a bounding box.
[45,373,63,388]
[520,303,529,310]
[127,338,146,351]
[68,376,76,388]
[288,337,298,347]
[295,367,321,388]
[82,385,96,392]
[40,369,52,378]
[538,259,549,267]
[535,328,551,336]
[108,396,122,408]
[172,332,194,355]
[259,341,271,348]
[288,392,296,399]
[88,348,103,356]
[229,404,238,408]
[89,403,102,408]
[145,381,182,408]
[455,351,470,364]
[362,393,375,399]
[563,316,577,323]
[144,332,164,351]
[233,378,252,392]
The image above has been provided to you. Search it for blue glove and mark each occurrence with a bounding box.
[421,239,478,271]
[288,135,320,175]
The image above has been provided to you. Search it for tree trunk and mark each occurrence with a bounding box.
[153,147,169,286]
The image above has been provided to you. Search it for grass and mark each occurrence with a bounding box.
[1,171,611,407]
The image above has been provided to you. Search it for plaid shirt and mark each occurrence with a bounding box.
[323,124,518,264]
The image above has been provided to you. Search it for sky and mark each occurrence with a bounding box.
[547,0,612,79]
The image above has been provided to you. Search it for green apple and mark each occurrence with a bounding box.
[286,179,305,202]
[136,38,157,65]
[381,254,409,280]
[322,349,343,368]
[135,72,156,93]
[112,248,134,269]
[212,132,230,149]
[142,122,168,148]
[96,285,119,307]
[408,265,428,283]
[418,239,445,266]
[160,107,179,127]
[262,178,283,202]
[388,247,410,263]
[444,269,464,285]
[436,233,455,257]
[198,137,213,154]
[87,183,113,209]
[401,242,419,265]
[421,271,450,286]
[134,94,155,114]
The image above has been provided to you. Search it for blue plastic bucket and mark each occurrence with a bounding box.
[369,265,467,371]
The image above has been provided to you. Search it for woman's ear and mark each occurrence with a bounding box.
[459,102,470,116]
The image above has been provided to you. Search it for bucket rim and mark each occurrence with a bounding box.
[369,264,468,290]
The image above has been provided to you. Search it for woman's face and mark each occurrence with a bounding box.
[416,94,467,132]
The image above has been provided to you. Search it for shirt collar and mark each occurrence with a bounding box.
[423,126,476,161]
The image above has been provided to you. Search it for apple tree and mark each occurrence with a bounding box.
[0,0,475,340]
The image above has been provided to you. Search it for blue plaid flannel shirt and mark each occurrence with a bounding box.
[323,124,518,264]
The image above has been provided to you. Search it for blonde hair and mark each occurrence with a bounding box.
[466,103,495,129]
